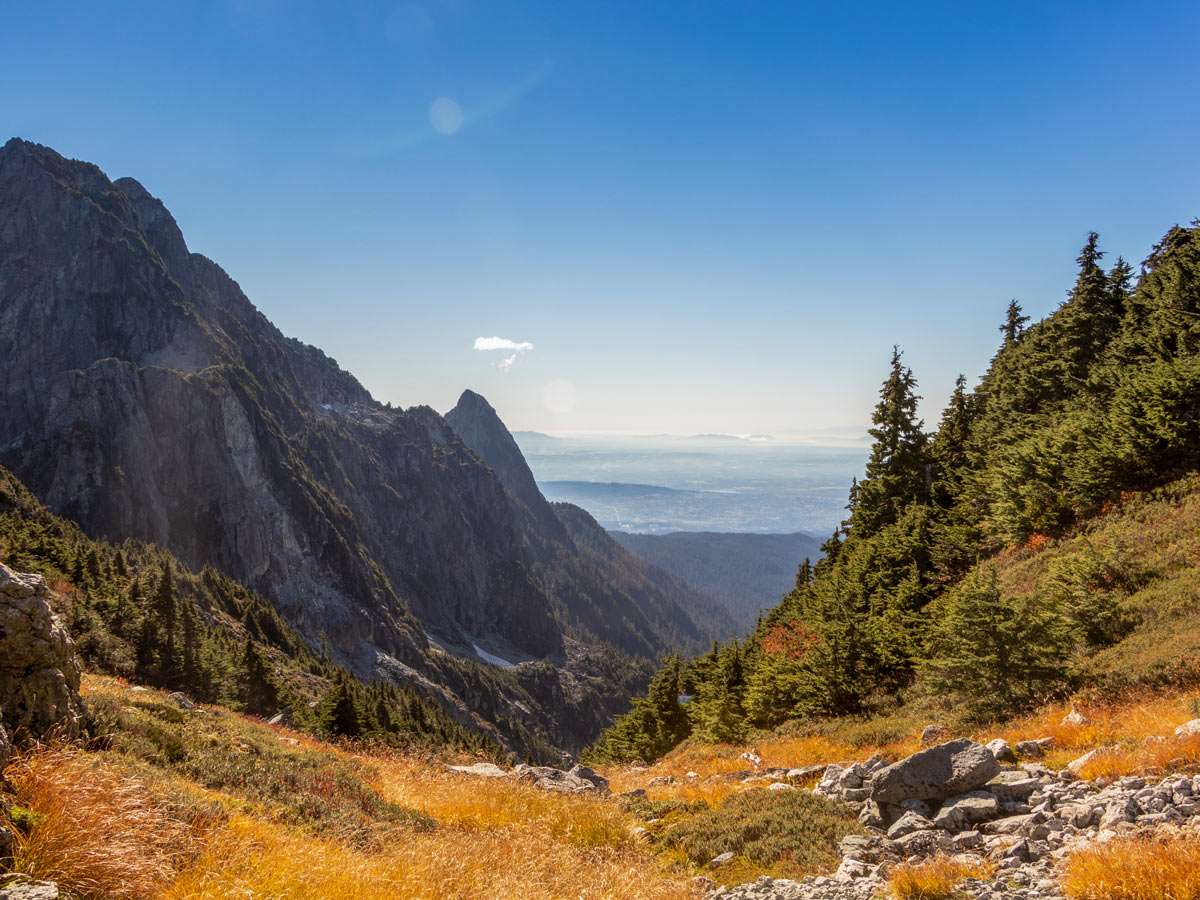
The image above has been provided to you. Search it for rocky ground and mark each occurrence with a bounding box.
[705,728,1200,899]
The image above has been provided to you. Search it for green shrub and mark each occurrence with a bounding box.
[661,788,862,873]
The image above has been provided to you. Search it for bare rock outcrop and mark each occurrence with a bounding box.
[870,738,1001,806]
[0,563,84,740]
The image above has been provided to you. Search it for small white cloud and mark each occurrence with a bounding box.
[474,336,534,352]
[497,353,517,372]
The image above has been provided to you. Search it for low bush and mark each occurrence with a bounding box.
[660,788,862,876]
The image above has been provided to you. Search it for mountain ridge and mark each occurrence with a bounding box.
[0,137,727,754]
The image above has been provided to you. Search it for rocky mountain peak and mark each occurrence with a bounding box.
[445,389,545,513]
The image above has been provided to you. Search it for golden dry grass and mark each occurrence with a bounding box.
[887,855,996,900]
[3,678,701,900]
[170,809,698,900]
[7,748,205,900]
[982,690,1200,777]
[603,732,917,801]
[1062,833,1200,900]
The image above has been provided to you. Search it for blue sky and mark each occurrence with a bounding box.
[4,1,1199,439]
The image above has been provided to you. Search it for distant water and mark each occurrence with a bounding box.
[514,432,867,536]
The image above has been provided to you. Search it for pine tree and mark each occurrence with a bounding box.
[241,637,280,715]
[320,673,364,738]
[152,564,181,685]
[1000,300,1030,347]
[853,348,929,535]
[920,569,1075,716]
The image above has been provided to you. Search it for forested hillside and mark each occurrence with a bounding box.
[589,223,1200,763]
[610,530,823,631]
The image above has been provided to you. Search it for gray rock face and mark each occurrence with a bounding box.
[870,739,1001,805]
[0,879,60,900]
[0,563,84,740]
[0,138,730,754]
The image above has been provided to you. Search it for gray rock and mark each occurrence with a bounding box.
[887,810,933,839]
[920,724,947,745]
[708,851,735,869]
[266,708,293,727]
[987,772,1042,802]
[0,722,9,772]
[569,764,610,793]
[1013,738,1053,758]
[857,799,884,828]
[933,791,1000,832]
[899,797,935,818]
[982,814,1035,835]
[0,878,60,900]
[447,761,509,778]
[169,691,195,710]
[870,739,1001,805]
[837,834,898,864]
[0,564,84,741]
[1175,719,1200,738]
[985,738,1016,764]
[1061,709,1090,727]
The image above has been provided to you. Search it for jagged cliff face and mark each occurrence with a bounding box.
[0,139,730,727]
[0,138,563,670]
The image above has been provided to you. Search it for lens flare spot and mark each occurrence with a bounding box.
[543,380,577,415]
[429,97,464,135]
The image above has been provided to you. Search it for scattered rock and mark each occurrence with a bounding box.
[1175,719,1200,738]
[646,775,675,787]
[0,722,9,772]
[1013,738,1053,758]
[0,877,60,900]
[0,564,85,741]
[169,691,195,710]
[513,763,610,794]
[985,738,1017,764]
[447,762,508,778]
[708,851,735,869]
[1068,748,1113,776]
[886,810,932,839]
[1061,709,1090,727]
[920,724,947,745]
[266,708,293,727]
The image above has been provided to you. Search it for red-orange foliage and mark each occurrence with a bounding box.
[762,621,819,660]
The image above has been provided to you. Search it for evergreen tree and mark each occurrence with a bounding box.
[241,637,280,715]
[920,569,1075,716]
[853,348,929,535]
[320,673,364,738]
[1000,300,1030,347]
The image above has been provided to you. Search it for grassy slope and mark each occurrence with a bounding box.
[594,477,1200,881]
[6,675,701,900]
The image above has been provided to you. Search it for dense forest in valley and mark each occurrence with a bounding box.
[587,223,1200,764]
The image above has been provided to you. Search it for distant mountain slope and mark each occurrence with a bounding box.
[0,138,726,754]
[446,391,738,656]
[610,531,823,631]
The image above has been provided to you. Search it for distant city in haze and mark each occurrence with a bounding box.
[514,431,867,536]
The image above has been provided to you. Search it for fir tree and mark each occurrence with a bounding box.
[853,348,929,535]
[1000,300,1030,347]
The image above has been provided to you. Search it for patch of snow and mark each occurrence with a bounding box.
[321,403,332,410]
[472,643,514,668]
